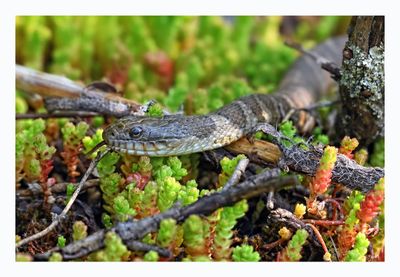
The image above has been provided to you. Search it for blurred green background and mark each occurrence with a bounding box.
[16,16,350,114]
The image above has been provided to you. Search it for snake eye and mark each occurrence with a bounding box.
[130,126,143,138]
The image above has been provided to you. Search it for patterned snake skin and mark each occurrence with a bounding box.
[103,37,346,156]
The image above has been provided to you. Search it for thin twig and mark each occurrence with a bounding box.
[323,198,344,221]
[306,223,331,261]
[16,149,109,249]
[285,40,342,80]
[266,191,275,210]
[329,235,340,261]
[302,219,344,226]
[298,100,340,112]
[267,208,323,249]
[221,158,249,191]
[16,111,101,119]
[262,237,286,250]
[85,141,107,156]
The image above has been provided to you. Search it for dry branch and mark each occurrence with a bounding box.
[16,65,141,117]
[34,170,297,260]
[226,138,383,193]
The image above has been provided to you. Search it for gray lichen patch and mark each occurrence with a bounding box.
[340,43,384,102]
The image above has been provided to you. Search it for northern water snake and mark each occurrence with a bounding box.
[103,37,346,156]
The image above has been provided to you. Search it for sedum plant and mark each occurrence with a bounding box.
[16,119,56,203]
[345,233,369,262]
[183,214,211,260]
[88,231,130,261]
[212,200,249,260]
[72,220,88,241]
[232,244,261,262]
[60,121,89,182]
[279,229,309,261]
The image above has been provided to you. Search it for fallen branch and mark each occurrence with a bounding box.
[34,169,297,260]
[16,65,141,117]
[280,143,383,193]
[35,234,173,260]
[226,138,281,164]
[226,137,384,193]
[124,240,172,258]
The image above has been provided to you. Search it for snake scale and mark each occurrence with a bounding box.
[103,37,346,156]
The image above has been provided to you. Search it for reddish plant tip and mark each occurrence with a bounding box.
[127,172,151,190]
[338,228,357,260]
[339,136,359,159]
[312,169,333,195]
[357,178,384,223]
[60,146,81,183]
[311,146,337,195]
[39,159,54,184]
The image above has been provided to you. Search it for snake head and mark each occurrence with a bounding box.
[102,115,207,156]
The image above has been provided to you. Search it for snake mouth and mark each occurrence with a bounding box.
[108,139,183,157]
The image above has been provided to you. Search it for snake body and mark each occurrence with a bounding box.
[103,37,345,156]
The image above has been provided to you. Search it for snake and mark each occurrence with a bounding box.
[102,37,346,156]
